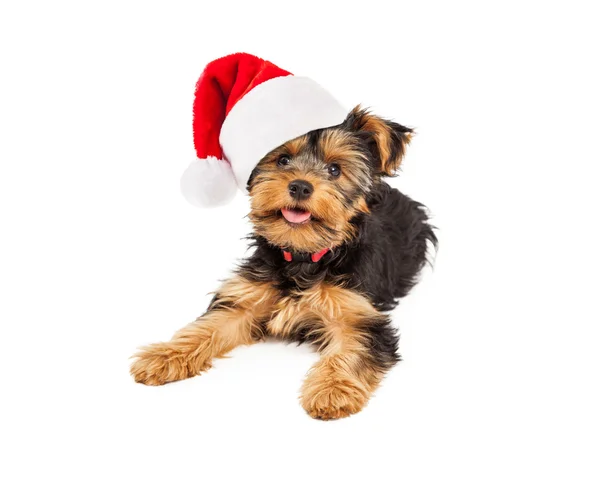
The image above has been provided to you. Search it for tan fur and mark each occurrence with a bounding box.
[301,354,384,420]
[249,170,358,251]
[267,283,387,419]
[362,113,393,173]
[132,113,405,418]
[132,276,385,419]
[130,276,277,385]
[283,136,308,156]
[249,132,372,252]
[320,129,361,163]
[350,105,410,175]
[355,196,370,215]
[267,283,379,337]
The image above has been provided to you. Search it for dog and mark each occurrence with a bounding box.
[130,106,436,420]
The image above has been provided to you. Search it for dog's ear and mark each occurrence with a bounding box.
[345,106,413,176]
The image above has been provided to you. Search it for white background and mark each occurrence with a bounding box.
[1,1,599,478]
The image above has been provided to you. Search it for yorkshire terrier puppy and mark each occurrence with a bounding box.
[131,106,436,420]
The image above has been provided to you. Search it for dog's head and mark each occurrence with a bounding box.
[247,106,413,252]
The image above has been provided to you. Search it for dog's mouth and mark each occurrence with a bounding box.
[280,207,312,225]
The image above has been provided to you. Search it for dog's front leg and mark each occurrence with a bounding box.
[298,286,400,419]
[130,275,275,386]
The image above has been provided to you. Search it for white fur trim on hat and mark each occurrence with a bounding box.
[219,76,348,192]
[180,157,237,207]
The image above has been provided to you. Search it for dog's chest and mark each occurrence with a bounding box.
[265,289,317,338]
[263,281,375,339]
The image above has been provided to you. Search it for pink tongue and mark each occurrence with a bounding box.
[281,208,311,223]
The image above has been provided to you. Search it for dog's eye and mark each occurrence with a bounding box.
[277,155,291,167]
[328,163,341,177]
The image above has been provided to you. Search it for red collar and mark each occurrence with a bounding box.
[282,247,330,263]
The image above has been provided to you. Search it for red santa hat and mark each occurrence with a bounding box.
[180,53,348,207]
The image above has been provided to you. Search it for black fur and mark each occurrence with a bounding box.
[236,109,436,373]
[357,319,402,371]
[238,182,436,368]
[239,182,436,310]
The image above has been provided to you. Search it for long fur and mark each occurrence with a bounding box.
[131,106,436,420]
[241,182,436,311]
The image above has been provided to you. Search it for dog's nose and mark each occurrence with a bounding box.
[288,180,314,201]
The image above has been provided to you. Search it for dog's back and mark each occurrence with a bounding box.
[346,182,437,311]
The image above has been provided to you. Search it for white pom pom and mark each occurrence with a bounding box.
[180,157,238,207]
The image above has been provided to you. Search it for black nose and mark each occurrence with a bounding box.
[288,180,314,201]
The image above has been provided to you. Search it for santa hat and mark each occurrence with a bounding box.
[180,53,348,207]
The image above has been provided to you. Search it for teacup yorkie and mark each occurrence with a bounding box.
[131,53,436,420]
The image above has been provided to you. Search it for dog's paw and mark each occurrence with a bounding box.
[301,366,370,420]
[130,343,200,386]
